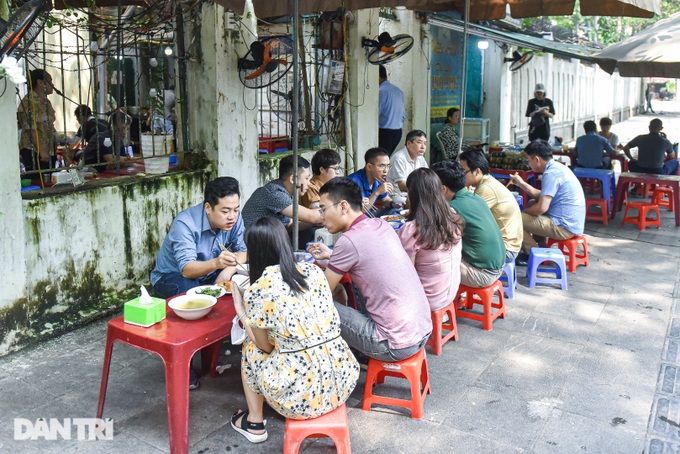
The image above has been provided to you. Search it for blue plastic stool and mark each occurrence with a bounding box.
[499,260,517,299]
[526,248,568,290]
[514,193,524,211]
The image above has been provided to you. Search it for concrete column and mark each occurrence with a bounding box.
[345,9,379,171]
[0,90,27,308]
[185,2,259,198]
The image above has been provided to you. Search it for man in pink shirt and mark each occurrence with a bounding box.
[308,178,432,362]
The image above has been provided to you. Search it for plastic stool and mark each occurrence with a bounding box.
[526,248,568,290]
[499,260,517,299]
[454,280,506,331]
[585,198,609,225]
[652,187,674,212]
[426,299,458,355]
[283,403,350,454]
[362,348,430,419]
[622,202,661,231]
[547,235,590,273]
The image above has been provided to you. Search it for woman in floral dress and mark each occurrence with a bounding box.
[230,216,359,444]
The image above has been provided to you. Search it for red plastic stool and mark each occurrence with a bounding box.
[362,348,431,419]
[283,403,351,454]
[585,198,609,225]
[547,235,590,273]
[652,187,674,212]
[425,299,458,355]
[454,280,506,331]
[622,202,661,231]
[339,273,357,310]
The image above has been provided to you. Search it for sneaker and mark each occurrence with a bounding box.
[189,369,199,390]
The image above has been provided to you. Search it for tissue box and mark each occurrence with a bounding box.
[124,296,166,327]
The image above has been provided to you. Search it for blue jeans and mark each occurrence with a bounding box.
[333,302,428,362]
[153,272,214,298]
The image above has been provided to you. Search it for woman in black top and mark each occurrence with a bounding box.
[525,83,555,141]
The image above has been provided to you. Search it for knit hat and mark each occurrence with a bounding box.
[535,83,546,93]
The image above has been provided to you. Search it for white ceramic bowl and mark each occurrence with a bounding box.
[391,192,407,205]
[168,294,217,320]
[231,274,250,291]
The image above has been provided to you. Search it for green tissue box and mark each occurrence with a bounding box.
[124,296,167,327]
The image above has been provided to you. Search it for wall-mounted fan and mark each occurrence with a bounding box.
[0,0,51,60]
[267,68,307,131]
[362,32,414,65]
[505,50,534,71]
[238,36,293,89]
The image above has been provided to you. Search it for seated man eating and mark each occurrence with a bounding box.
[242,155,322,244]
[509,139,585,264]
[348,147,399,216]
[307,177,431,362]
[151,176,247,298]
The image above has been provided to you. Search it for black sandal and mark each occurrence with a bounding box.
[230,410,268,443]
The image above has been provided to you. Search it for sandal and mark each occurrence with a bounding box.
[230,410,268,443]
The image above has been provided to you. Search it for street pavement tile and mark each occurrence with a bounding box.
[347,407,445,453]
[650,395,680,441]
[474,333,582,400]
[418,426,524,453]
[646,437,680,454]
[0,375,58,415]
[658,365,680,396]
[588,303,668,352]
[441,386,547,451]
[533,409,645,454]
[512,308,598,345]
[663,338,680,364]
[557,344,658,433]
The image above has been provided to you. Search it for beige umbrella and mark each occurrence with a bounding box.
[594,12,680,77]
[218,0,658,21]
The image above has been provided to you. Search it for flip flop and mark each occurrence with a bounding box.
[230,410,267,443]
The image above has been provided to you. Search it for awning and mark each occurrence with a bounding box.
[428,14,599,63]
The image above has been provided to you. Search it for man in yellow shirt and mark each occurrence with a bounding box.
[459,150,523,263]
[300,148,342,209]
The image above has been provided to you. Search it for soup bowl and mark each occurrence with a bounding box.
[168,294,217,320]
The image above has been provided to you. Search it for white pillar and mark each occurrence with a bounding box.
[345,9,379,171]
[0,90,27,308]
[185,2,259,198]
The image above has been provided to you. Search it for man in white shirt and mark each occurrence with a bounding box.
[387,129,428,192]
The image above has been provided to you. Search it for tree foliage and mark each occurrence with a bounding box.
[522,0,680,47]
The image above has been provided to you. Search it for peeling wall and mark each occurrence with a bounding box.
[0,172,207,356]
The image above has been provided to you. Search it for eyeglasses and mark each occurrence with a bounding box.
[371,164,391,170]
[318,201,342,215]
[328,165,342,173]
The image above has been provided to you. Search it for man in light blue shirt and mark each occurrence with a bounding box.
[151,177,247,298]
[378,64,405,156]
[509,140,585,259]
[574,120,616,169]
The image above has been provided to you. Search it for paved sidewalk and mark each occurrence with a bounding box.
[1,102,680,453]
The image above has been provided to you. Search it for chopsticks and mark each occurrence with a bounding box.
[218,243,250,275]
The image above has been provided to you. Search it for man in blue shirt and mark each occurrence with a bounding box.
[378,65,405,155]
[510,140,585,264]
[348,147,398,216]
[151,176,247,298]
[574,120,616,169]
[623,118,678,175]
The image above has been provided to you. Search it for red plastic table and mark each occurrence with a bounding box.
[614,172,680,226]
[96,294,235,454]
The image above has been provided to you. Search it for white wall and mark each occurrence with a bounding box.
[0,84,27,312]
[504,51,642,144]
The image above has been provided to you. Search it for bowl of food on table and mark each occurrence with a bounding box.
[380,214,405,230]
[168,294,217,320]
